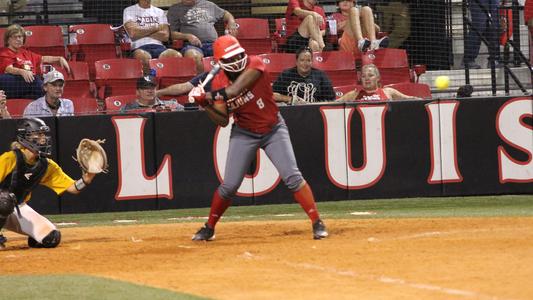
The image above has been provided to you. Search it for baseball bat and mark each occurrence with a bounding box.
[199,63,221,89]
[189,64,221,103]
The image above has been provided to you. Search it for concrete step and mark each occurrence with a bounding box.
[418,66,533,98]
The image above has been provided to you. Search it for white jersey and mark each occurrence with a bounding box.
[123,4,168,49]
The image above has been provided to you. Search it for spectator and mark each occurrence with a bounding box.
[332,0,388,53]
[273,47,335,104]
[461,0,501,69]
[0,0,27,25]
[375,0,411,49]
[123,0,182,74]
[337,64,420,101]
[0,24,70,99]
[156,72,211,98]
[283,0,327,53]
[0,90,10,119]
[168,0,238,73]
[23,70,74,117]
[121,75,185,112]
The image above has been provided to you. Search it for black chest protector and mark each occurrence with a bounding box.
[0,149,48,204]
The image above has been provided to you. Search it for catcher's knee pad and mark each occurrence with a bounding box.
[0,191,15,218]
[28,230,61,248]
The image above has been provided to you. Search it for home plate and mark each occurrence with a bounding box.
[274,214,295,217]
[349,211,376,216]
[113,219,138,223]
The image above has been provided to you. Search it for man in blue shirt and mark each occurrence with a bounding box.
[23,70,75,117]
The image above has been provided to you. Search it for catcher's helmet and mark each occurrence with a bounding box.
[213,35,247,72]
[16,118,52,157]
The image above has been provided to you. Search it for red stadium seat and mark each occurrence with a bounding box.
[95,59,143,100]
[333,84,361,99]
[257,53,295,83]
[386,82,432,99]
[361,48,411,85]
[68,24,121,80]
[313,51,358,86]
[47,61,93,99]
[73,97,100,115]
[104,94,136,113]
[202,56,217,72]
[23,25,66,58]
[235,18,273,55]
[149,57,197,88]
[5,99,33,118]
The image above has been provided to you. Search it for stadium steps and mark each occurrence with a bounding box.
[14,0,88,25]
[418,66,533,98]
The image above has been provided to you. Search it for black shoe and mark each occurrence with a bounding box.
[312,219,328,240]
[192,223,215,241]
[0,234,6,249]
[487,60,505,68]
[461,61,481,69]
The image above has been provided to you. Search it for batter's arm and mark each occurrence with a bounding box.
[204,102,229,127]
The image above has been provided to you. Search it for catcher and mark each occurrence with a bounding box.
[0,117,107,249]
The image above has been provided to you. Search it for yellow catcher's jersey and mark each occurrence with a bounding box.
[0,151,75,203]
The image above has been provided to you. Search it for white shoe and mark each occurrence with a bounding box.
[357,38,371,53]
[371,36,389,50]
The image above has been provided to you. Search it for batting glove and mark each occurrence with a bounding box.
[188,86,208,107]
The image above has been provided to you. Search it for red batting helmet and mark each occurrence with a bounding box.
[213,35,247,72]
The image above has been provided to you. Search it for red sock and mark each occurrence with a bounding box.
[207,191,232,228]
[293,183,320,223]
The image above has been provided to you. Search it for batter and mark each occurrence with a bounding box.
[188,35,328,241]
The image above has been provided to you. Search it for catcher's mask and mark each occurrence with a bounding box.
[16,118,52,157]
[213,35,248,73]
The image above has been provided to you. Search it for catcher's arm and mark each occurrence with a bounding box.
[66,172,96,195]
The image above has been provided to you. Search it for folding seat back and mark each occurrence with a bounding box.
[48,61,92,99]
[362,48,411,85]
[6,99,33,118]
[24,25,66,57]
[386,82,432,99]
[95,59,143,99]
[149,57,197,88]
[235,18,272,55]
[313,51,357,86]
[68,24,121,79]
[333,84,361,100]
[104,94,137,113]
[257,53,295,83]
[72,97,99,115]
[202,56,217,72]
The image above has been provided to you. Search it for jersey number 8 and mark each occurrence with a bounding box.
[256,98,265,109]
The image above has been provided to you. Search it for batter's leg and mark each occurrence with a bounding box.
[262,123,320,223]
[194,127,261,241]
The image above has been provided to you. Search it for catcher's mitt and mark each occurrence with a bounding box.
[75,139,108,174]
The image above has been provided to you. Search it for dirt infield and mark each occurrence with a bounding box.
[2,217,533,299]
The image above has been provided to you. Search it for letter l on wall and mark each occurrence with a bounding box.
[112,116,173,200]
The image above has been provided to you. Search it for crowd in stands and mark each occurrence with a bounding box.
[6,0,527,119]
